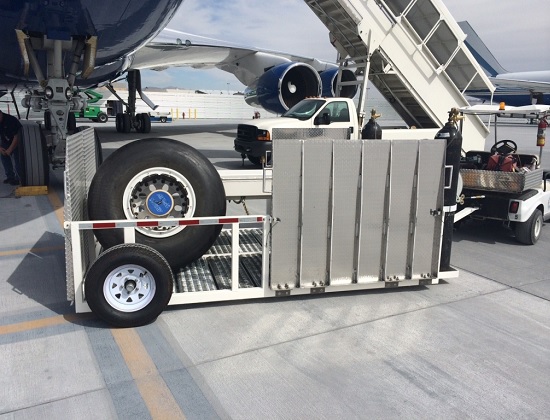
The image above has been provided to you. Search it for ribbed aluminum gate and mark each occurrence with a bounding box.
[270,135,446,290]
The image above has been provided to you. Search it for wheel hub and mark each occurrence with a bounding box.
[123,167,197,238]
[103,265,156,312]
[146,190,174,217]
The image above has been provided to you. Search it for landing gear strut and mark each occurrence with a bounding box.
[109,70,153,134]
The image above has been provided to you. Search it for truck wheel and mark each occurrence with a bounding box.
[18,121,49,186]
[248,154,271,166]
[160,116,167,123]
[97,112,108,123]
[85,244,173,327]
[87,138,226,268]
[514,209,543,245]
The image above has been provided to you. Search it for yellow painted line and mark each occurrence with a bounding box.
[112,328,186,420]
[47,186,65,227]
[0,313,94,336]
[0,245,65,257]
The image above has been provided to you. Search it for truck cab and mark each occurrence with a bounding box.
[234,97,359,165]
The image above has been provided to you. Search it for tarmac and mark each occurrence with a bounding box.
[0,119,549,419]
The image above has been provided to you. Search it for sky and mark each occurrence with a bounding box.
[141,0,550,91]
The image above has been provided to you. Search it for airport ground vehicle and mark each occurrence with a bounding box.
[12,0,499,327]
[73,90,108,123]
[235,97,442,165]
[455,104,550,244]
[66,124,460,327]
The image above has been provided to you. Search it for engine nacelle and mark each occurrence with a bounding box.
[320,68,358,99]
[245,62,321,115]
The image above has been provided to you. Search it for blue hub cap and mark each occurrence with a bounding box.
[146,190,174,217]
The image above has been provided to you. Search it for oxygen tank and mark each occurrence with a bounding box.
[361,109,382,139]
[434,108,464,271]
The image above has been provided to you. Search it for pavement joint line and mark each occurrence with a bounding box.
[0,245,65,257]
[111,328,186,420]
[0,313,95,335]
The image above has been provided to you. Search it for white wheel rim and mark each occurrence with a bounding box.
[534,214,542,239]
[122,167,196,238]
[103,264,156,312]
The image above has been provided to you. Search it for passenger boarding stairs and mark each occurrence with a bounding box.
[305,0,495,151]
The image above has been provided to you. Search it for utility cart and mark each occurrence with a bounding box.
[456,104,550,244]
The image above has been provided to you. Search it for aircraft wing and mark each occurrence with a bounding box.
[490,77,550,93]
[130,28,337,87]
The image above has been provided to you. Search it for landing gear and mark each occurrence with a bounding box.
[87,138,227,268]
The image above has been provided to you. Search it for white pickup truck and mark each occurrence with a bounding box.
[234,97,438,165]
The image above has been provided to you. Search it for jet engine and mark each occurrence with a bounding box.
[245,62,321,115]
[320,68,358,99]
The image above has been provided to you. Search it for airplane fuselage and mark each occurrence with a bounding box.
[0,0,183,87]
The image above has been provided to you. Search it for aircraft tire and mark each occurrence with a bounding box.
[67,112,77,132]
[18,121,49,186]
[87,138,226,269]
[115,113,123,132]
[122,113,132,133]
[85,243,173,327]
[137,113,151,133]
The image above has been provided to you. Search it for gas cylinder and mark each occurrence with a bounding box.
[435,108,464,271]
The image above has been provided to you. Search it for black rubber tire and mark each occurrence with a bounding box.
[115,113,123,133]
[44,110,52,131]
[97,112,108,123]
[87,138,227,268]
[85,243,173,327]
[514,209,543,245]
[160,117,167,123]
[122,114,132,133]
[67,112,77,132]
[247,154,271,166]
[138,113,151,133]
[18,121,49,186]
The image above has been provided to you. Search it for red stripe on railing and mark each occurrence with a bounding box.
[92,222,116,229]
[136,221,161,227]
[178,220,201,226]
[219,218,239,224]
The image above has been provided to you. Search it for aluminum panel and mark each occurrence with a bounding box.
[330,140,362,285]
[64,128,98,301]
[385,141,419,280]
[358,141,391,283]
[413,140,445,278]
[301,140,333,287]
[273,128,350,140]
[270,140,303,290]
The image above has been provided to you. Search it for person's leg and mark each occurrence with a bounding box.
[1,152,16,181]
[11,148,22,183]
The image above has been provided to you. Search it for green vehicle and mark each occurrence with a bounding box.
[73,89,108,123]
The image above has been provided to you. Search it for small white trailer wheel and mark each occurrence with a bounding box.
[85,244,173,327]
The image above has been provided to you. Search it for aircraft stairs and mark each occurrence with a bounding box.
[304,0,495,150]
